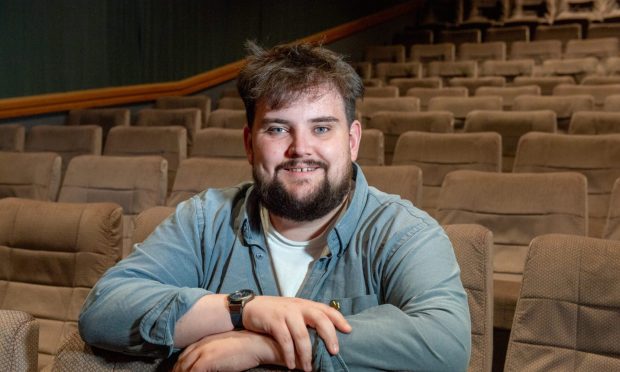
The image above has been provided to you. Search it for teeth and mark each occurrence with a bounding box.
[289,167,315,172]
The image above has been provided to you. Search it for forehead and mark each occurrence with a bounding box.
[256,85,346,117]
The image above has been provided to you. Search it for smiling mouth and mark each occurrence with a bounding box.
[277,160,326,174]
[286,167,319,173]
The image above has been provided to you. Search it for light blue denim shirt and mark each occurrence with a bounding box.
[79,164,471,371]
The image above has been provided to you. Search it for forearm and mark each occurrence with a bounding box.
[173,294,234,348]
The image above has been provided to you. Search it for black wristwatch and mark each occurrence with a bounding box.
[228,289,255,330]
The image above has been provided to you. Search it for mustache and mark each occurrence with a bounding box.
[275,160,327,172]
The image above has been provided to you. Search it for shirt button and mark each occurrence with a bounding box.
[255,253,263,260]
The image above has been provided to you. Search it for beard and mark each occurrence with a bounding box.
[253,160,352,222]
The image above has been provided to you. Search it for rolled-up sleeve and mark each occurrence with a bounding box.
[312,224,471,371]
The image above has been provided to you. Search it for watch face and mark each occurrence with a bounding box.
[230,289,254,302]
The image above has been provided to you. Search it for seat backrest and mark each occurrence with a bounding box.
[25,125,102,176]
[364,86,399,98]
[513,75,576,95]
[535,23,582,45]
[357,129,384,165]
[510,40,562,65]
[66,109,130,140]
[406,87,468,109]
[437,170,587,329]
[480,60,534,81]
[362,165,422,205]
[588,22,620,39]
[428,96,503,122]
[459,42,506,63]
[569,111,620,134]
[541,57,599,83]
[582,75,620,85]
[427,61,478,81]
[605,94,620,111]
[356,97,420,125]
[375,62,422,82]
[364,45,406,63]
[0,197,122,369]
[443,224,493,372]
[512,94,594,130]
[553,83,620,108]
[206,108,246,129]
[565,37,619,59]
[217,96,246,110]
[504,234,620,371]
[449,77,507,96]
[0,152,61,201]
[155,95,212,128]
[136,108,200,150]
[603,178,620,240]
[367,111,454,160]
[58,155,167,257]
[514,132,620,237]
[392,132,501,216]
[0,310,39,372]
[0,124,25,152]
[388,77,443,95]
[485,26,529,44]
[191,128,246,160]
[410,43,456,64]
[464,110,556,171]
[104,126,186,192]
[475,85,540,109]
[167,158,252,207]
[440,29,482,46]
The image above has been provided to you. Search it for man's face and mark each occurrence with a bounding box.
[244,85,362,221]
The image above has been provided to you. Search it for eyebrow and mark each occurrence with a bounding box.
[261,116,340,126]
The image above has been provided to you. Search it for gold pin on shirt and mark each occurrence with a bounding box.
[329,299,341,311]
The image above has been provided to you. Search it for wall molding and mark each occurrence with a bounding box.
[0,1,420,119]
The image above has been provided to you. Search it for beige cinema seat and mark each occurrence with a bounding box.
[464,110,556,172]
[191,128,246,160]
[513,76,576,95]
[392,132,501,217]
[569,111,620,134]
[604,94,620,111]
[0,197,122,369]
[364,86,399,98]
[564,37,619,60]
[366,111,454,163]
[389,77,443,95]
[428,96,503,128]
[351,62,372,80]
[66,108,130,140]
[485,26,529,45]
[0,152,61,201]
[459,42,507,64]
[25,125,102,176]
[206,108,246,129]
[475,85,541,110]
[155,95,212,128]
[443,224,494,372]
[357,129,384,165]
[410,43,455,64]
[603,178,620,241]
[448,77,506,96]
[510,40,562,65]
[512,94,594,130]
[217,96,245,110]
[356,97,420,126]
[0,310,39,372]
[166,158,252,207]
[554,84,620,110]
[58,155,167,257]
[104,126,186,192]
[513,132,620,238]
[364,45,406,64]
[504,234,620,371]
[535,23,582,46]
[480,60,535,82]
[427,61,478,84]
[0,124,25,152]
[136,108,200,152]
[362,165,422,205]
[541,57,599,83]
[436,170,588,330]
[406,87,468,110]
[440,29,482,46]
[375,62,422,83]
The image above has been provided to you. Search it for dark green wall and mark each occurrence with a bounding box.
[0,0,411,99]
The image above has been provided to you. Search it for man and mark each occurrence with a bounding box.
[79,42,471,371]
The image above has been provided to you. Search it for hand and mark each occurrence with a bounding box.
[172,330,282,372]
[242,296,352,371]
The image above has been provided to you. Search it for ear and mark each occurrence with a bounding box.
[243,125,254,165]
[348,120,362,162]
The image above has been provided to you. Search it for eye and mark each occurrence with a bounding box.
[314,126,330,134]
[266,126,287,135]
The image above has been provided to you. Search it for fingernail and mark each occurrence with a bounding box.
[332,343,339,354]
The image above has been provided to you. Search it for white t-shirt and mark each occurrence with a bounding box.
[260,206,328,297]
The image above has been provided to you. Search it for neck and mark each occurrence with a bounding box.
[268,196,348,241]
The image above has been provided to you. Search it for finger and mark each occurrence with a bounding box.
[305,309,341,355]
[286,314,312,371]
[175,346,199,372]
[321,305,352,333]
[270,323,296,370]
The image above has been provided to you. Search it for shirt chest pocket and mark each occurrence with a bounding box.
[320,294,379,316]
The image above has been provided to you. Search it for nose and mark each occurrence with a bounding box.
[286,129,312,158]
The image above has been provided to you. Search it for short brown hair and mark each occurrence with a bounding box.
[237,41,363,127]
